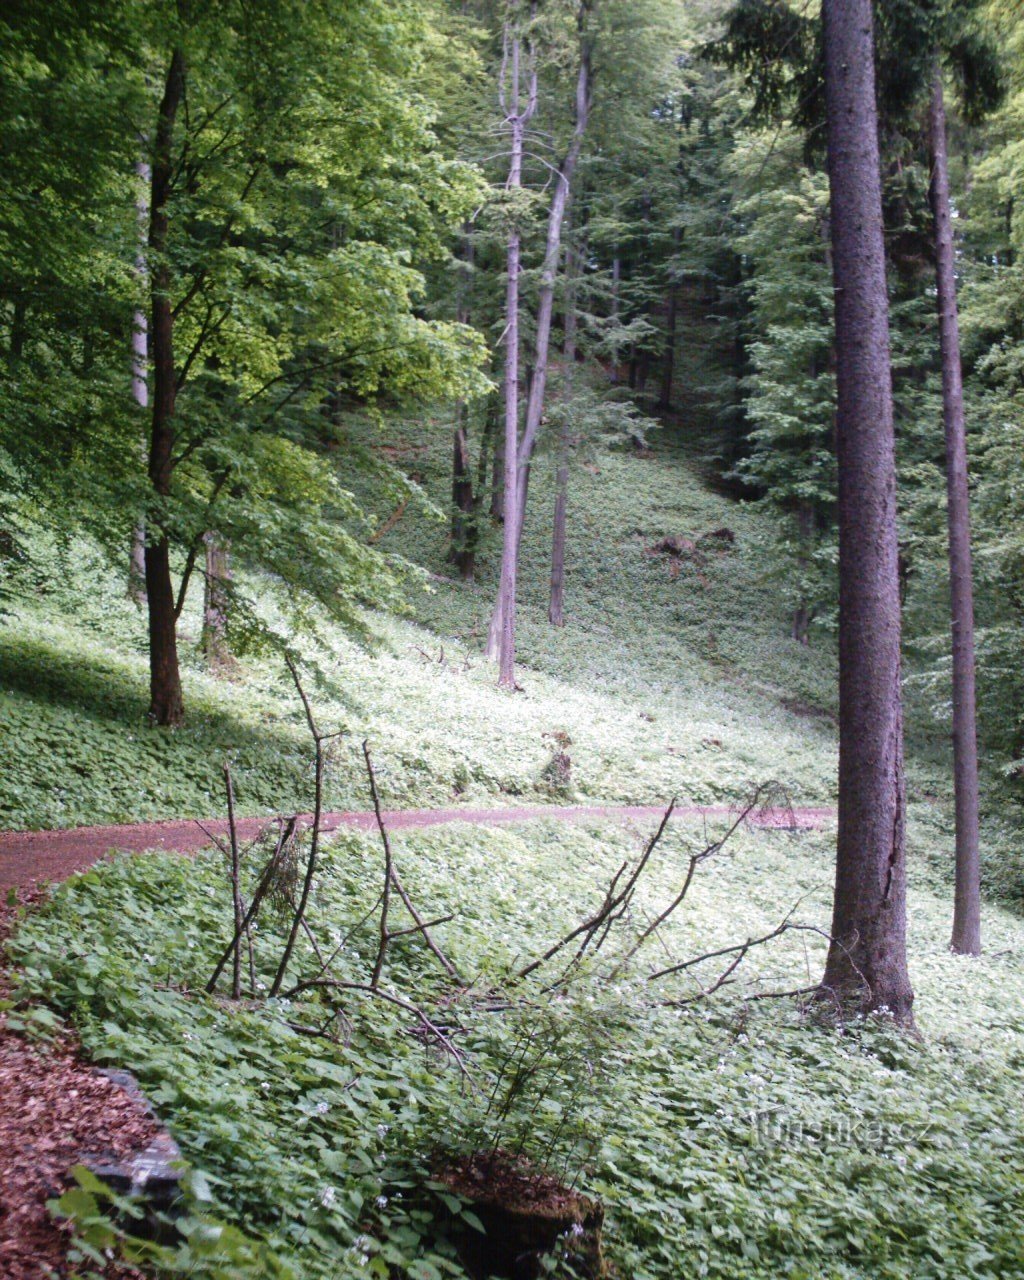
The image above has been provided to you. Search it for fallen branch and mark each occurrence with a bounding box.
[651,920,871,1011]
[369,497,408,544]
[365,740,394,990]
[223,763,245,999]
[285,977,474,1085]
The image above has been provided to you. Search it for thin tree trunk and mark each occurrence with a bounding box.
[486,18,537,686]
[929,68,982,956]
[145,49,186,727]
[202,532,231,667]
[512,4,592,544]
[820,0,913,1022]
[129,158,150,606]
[549,251,578,626]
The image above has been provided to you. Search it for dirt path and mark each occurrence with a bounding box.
[0,802,834,891]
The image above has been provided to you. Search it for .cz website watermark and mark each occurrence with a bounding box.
[750,1109,932,1150]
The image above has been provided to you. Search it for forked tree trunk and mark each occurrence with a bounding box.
[929,68,982,956]
[145,49,186,727]
[486,18,537,686]
[487,1,593,659]
[820,0,913,1022]
[202,532,231,667]
[129,158,150,606]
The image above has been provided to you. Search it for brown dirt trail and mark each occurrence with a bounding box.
[0,802,834,892]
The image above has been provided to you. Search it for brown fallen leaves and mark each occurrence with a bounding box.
[0,889,158,1279]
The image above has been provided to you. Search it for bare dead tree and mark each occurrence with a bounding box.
[610,783,791,976]
[206,815,297,995]
[365,740,394,990]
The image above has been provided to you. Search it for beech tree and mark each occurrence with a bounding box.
[486,0,594,679]
[819,0,913,1021]
[1,0,487,726]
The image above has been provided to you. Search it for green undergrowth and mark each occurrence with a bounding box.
[8,815,1024,1279]
[0,430,848,830]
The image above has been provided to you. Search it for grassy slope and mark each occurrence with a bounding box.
[4,418,1024,1277]
[0,420,924,829]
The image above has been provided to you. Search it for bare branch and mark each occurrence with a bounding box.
[269,658,331,996]
[364,740,394,990]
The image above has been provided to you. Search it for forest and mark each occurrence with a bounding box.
[1,0,1024,1275]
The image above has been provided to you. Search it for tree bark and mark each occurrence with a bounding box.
[929,68,982,956]
[820,0,913,1021]
[145,50,186,727]
[449,229,478,580]
[511,6,592,542]
[129,158,150,606]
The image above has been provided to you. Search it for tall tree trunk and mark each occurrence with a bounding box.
[202,532,231,667]
[129,158,150,606]
[549,250,578,627]
[486,18,537,686]
[929,68,982,956]
[820,0,913,1022]
[145,49,186,727]
[512,6,592,546]
[487,1,593,659]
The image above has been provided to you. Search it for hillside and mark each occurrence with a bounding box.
[4,427,1024,1277]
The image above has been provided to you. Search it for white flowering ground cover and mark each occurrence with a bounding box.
[9,813,1024,1278]
[3,419,1024,1276]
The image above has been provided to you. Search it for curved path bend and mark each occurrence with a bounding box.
[0,803,834,892]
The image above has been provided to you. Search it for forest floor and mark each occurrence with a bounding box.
[0,801,833,890]
[3,421,1023,1277]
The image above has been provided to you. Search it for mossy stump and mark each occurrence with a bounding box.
[435,1150,607,1279]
